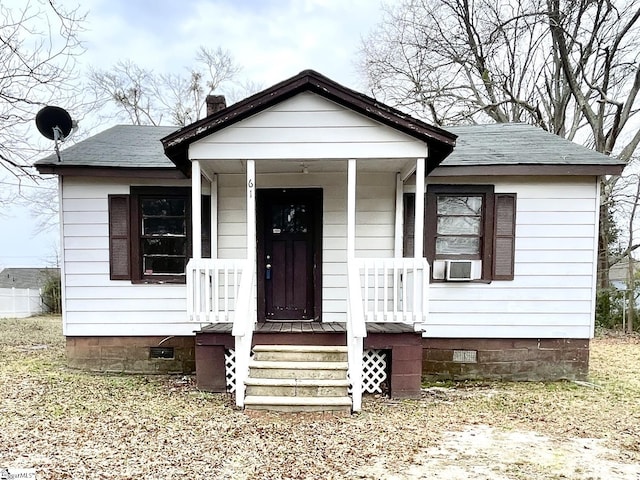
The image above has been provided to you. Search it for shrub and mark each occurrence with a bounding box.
[595,287,624,329]
[41,270,61,314]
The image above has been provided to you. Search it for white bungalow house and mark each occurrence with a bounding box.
[36,70,624,412]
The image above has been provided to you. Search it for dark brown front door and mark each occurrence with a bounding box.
[257,189,322,321]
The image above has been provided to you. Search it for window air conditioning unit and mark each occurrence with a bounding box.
[445,260,473,281]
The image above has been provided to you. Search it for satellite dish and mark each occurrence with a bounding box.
[35,106,76,162]
[36,106,73,141]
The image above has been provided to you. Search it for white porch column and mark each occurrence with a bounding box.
[211,174,218,259]
[394,172,403,258]
[234,160,257,409]
[246,160,256,258]
[192,160,202,260]
[347,158,357,260]
[414,157,425,258]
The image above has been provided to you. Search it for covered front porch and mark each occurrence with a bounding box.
[158,71,457,411]
[185,156,431,412]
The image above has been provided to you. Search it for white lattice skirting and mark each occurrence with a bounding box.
[361,349,388,394]
[224,348,388,394]
[224,348,237,393]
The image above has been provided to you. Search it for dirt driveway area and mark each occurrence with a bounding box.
[360,424,639,479]
[1,317,639,479]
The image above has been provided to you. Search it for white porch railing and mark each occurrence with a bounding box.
[188,256,428,411]
[346,257,429,411]
[186,257,256,408]
[354,257,430,327]
[186,258,252,323]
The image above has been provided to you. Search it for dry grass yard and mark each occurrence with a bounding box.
[1,316,639,479]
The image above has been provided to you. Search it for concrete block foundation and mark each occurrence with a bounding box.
[66,336,196,374]
[422,338,589,382]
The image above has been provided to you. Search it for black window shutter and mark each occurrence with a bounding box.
[201,195,212,259]
[403,193,415,257]
[493,193,517,280]
[108,195,131,280]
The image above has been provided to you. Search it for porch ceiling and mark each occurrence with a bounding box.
[199,158,414,176]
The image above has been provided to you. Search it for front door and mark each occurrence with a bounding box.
[257,189,322,321]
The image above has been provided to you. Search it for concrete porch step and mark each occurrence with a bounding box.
[248,360,348,380]
[253,345,348,362]
[244,344,352,413]
[245,377,350,397]
[244,395,352,413]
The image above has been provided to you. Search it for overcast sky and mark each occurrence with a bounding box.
[0,0,389,269]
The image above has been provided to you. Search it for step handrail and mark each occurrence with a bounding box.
[232,257,256,408]
[347,261,367,412]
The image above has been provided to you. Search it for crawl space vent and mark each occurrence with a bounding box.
[453,350,477,363]
[150,347,174,359]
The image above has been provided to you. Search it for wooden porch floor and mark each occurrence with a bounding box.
[199,322,416,334]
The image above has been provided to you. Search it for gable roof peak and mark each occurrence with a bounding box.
[160,69,457,175]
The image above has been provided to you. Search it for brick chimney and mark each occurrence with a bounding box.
[206,95,227,116]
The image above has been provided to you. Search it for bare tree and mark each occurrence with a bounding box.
[625,177,639,332]
[88,60,161,125]
[89,46,244,127]
[608,162,640,331]
[360,0,640,286]
[0,0,87,179]
[22,180,59,232]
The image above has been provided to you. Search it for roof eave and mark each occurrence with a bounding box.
[35,164,187,179]
[429,163,626,177]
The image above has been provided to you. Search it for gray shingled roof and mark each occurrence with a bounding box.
[36,125,177,168]
[443,123,623,167]
[0,268,60,289]
[35,122,622,169]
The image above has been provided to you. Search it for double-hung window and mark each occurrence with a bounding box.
[404,184,516,281]
[435,194,484,258]
[138,195,188,279]
[108,186,211,284]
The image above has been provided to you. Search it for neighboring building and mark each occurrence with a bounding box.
[0,267,59,289]
[0,267,59,318]
[609,257,638,287]
[36,70,624,412]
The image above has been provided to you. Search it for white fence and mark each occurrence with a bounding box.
[0,288,43,318]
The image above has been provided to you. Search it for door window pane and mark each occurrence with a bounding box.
[271,204,309,233]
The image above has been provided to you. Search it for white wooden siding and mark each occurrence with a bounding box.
[425,176,598,339]
[61,177,209,336]
[189,92,428,160]
[61,171,599,340]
